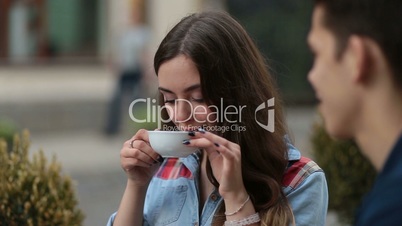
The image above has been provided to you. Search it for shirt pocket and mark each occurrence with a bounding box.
[151,185,188,225]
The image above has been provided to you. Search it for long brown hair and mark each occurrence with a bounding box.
[154,11,293,226]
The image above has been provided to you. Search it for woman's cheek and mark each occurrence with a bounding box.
[194,104,217,124]
[192,104,207,123]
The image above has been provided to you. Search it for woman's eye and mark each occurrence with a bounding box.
[164,99,175,104]
[191,98,204,103]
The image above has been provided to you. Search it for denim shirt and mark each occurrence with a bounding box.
[107,143,328,226]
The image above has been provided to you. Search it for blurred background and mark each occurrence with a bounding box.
[0,0,342,225]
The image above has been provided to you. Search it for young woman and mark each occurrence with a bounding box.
[108,11,327,226]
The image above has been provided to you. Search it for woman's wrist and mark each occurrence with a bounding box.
[225,195,250,216]
[221,186,248,200]
[224,213,260,226]
[126,178,150,192]
[223,190,257,223]
[222,190,249,213]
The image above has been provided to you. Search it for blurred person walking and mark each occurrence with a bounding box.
[105,8,150,135]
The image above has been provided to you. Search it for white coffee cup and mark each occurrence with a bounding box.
[148,131,198,157]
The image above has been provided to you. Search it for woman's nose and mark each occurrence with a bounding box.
[173,99,193,123]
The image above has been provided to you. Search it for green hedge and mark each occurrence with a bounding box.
[311,122,377,224]
[0,130,84,226]
[0,119,17,150]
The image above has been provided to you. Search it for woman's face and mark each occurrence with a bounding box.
[157,54,216,131]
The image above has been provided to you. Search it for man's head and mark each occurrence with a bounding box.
[308,0,402,138]
[312,0,402,83]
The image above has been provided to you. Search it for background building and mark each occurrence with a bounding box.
[0,0,225,62]
[0,0,313,103]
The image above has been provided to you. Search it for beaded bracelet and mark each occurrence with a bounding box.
[225,195,250,216]
[224,212,261,226]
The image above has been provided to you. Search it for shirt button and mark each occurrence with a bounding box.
[210,194,217,201]
[193,222,198,226]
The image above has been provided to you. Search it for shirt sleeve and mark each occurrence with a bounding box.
[106,212,117,226]
[285,171,328,226]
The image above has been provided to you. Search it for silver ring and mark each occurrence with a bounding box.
[130,139,136,148]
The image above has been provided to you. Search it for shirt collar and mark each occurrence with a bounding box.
[181,149,202,174]
[286,136,301,161]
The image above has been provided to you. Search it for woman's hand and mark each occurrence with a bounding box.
[185,129,248,200]
[120,129,162,187]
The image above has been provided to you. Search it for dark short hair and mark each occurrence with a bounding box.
[314,0,402,87]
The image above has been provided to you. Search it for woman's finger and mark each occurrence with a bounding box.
[187,129,240,155]
[130,140,161,161]
[121,155,154,169]
[121,146,157,164]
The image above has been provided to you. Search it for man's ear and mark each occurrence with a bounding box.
[345,35,371,84]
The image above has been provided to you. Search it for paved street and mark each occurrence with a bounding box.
[0,65,340,226]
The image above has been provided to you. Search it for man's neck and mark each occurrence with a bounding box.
[355,89,402,171]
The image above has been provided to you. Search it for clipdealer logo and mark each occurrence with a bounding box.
[128,98,275,132]
[255,98,275,132]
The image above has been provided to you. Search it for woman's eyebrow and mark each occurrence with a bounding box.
[158,84,201,94]
[158,87,174,94]
[183,84,201,93]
